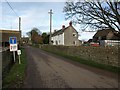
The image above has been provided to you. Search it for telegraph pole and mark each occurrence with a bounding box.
[19,17,21,32]
[19,17,21,45]
[48,9,53,45]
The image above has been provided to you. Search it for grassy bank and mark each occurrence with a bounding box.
[42,48,120,73]
[3,48,27,88]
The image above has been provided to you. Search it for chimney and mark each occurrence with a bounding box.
[69,21,72,26]
[62,25,65,29]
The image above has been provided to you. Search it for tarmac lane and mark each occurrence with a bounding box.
[23,46,118,88]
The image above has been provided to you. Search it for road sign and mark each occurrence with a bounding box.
[10,44,18,51]
[9,37,17,44]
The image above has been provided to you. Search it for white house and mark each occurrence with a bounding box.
[51,22,80,46]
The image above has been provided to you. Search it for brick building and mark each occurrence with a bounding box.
[0,30,21,47]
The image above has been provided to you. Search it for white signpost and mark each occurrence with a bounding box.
[9,37,18,62]
[17,50,21,64]
[17,50,21,55]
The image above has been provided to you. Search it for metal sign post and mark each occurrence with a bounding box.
[18,55,21,64]
[13,51,15,62]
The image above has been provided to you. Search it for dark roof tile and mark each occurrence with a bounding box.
[52,26,69,37]
[93,29,116,38]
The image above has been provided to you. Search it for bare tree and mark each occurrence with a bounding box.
[63,0,120,31]
[27,27,43,44]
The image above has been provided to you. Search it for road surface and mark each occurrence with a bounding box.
[23,46,118,88]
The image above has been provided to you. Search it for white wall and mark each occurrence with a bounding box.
[51,33,64,45]
[100,40,120,46]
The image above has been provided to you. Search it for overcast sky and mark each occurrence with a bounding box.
[1,0,96,41]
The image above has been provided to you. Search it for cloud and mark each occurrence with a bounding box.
[2,0,67,2]
[16,2,66,35]
[79,32,96,41]
[20,8,50,33]
[52,20,70,30]
[0,3,2,28]
[1,1,96,40]
[1,14,18,30]
[2,3,51,33]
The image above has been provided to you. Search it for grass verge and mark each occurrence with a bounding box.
[3,48,27,88]
[42,48,120,73]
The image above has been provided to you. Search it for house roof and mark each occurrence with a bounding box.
[0,30,20,33]
[87,39,93,43]
[93,29,116,38]
[52,21,78,37]
[52,26,69,37]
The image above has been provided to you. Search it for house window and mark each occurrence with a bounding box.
[51,40,54,44]
[73,41,76,45]
[98,36,101,40]
[73,33,77,37]
[56,41,58,45]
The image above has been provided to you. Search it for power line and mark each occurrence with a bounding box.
[5,0,19,17]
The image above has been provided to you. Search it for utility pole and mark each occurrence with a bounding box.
[19,17,21,45]
[48,9,53,45]
[19,17,21,32]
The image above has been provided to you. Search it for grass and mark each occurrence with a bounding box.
[42,48,120,73]
[3,48,27,88]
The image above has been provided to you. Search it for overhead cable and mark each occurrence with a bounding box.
[5,0,19,17]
